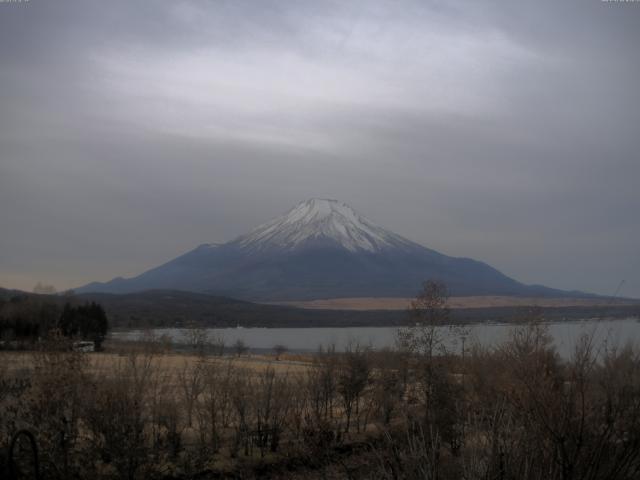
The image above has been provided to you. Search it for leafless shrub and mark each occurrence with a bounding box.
[83,351,158,480]
[137,329,172,355]
[372,360,404,426]
[210,333,225,356]
[230,366,254,457]
[177,359,203,428]
[24,337,89,478]
[373,421,443,480]
[196,359,235,454]
[233,338,249,357]
[306,345,339,424]
[181,325,210,355]
[338,343,371,433]
[273,344,288,360]
[253,367,292,456]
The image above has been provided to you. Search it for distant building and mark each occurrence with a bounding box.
[72,341,95,352]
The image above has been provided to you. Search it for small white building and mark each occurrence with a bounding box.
[72,341,95,352]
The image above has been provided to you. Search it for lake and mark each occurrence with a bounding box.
[110,317,640,358]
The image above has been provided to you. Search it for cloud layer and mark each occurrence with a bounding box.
[1,0,639,297]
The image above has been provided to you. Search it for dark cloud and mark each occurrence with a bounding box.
[1,0,639,297]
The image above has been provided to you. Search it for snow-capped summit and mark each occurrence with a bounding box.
[232,198,416,253]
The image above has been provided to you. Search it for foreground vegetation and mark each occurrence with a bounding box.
[1,321,640,479]
[2,282,640,479]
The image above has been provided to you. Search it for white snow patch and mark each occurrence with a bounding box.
[233,199,416,253]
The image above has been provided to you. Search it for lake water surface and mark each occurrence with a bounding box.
[111,318,640,358]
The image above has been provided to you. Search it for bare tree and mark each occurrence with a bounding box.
[83,351,159,480]
[210,333,225,356]
[273,344,288,360]
[230,368,253,457]
[26,343,88,479]
[372,360,404,426]
[337,344,371,433]
[233,338,248,357]
[253,367,292,456]
[181,325,209,355]
[306,345,339,423]
[288,374,309,441]
[177,359,204,428]
[396,280,450,359]
[196,360,235,453]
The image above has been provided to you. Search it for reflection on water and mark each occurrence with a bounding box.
[111,318,640,358]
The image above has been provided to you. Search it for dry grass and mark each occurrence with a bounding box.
[269,295,638,310]
[4,324,640,480]
[0,350,313,379]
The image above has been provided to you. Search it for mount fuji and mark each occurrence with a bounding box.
[78,198,575,300]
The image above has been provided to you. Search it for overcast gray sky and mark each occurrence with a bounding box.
[1,0,639,297]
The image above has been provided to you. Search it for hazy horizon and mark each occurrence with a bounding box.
[1,1,639,297]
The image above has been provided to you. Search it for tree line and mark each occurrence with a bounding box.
[0,295,109,349]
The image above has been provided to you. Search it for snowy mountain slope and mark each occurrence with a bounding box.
[77,199,578,301]
[232,198,418,253]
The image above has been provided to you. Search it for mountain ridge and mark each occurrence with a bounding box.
[5,287,636,329]
[77,199,594,300]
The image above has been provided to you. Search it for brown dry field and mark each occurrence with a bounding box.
[1,350,314,378]
[269,295,638,311]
